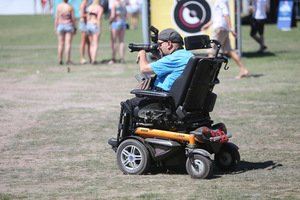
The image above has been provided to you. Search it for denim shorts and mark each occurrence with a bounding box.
[86,23,99,34]
[56,24,75,34]
[111,19,127,30]
[79,21,87,32]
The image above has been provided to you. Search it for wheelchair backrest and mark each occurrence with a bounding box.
[170,57,223,112]
[169,35,227,118]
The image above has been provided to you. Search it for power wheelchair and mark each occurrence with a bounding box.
[108,34,240,179]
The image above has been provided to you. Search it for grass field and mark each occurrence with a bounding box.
[0,15,300,200]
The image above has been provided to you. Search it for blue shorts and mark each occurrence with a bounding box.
[57,24,75,34]
[111,20,127,30]
[79,21,87,32]
[86,23,99,34]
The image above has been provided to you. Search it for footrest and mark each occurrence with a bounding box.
[108,138,118,152]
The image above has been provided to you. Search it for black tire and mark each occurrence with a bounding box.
[186,154,213,179]
[116,139,150,175]
[214,145,240,171]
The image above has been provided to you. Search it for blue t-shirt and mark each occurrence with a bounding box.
[150,49,194,91]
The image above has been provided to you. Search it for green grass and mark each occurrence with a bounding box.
[0,15,300,199]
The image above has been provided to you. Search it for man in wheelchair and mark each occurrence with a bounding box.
[108,27,240,179]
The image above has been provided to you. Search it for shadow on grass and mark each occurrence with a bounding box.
[244,73,264,78]
[242,51,276,58]
[146,165,188,176]
[145,160,282,179]
[237,160,283,172]
[212,160,283,178]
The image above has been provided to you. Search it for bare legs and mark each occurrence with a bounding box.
[109,29,118,64]
[88,33,100,64]
[64,32,73,64]
[119,29,125,63]
[58,34,65,64]
[227,51,248,79]
[208,51,248,79]
[130,13,138,29]
[57,32,73,64]
[109,28,126,64]
[80,31,91,64]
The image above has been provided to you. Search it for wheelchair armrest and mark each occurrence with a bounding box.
[130,89,172,100]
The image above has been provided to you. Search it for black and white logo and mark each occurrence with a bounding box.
[172,0,212,34]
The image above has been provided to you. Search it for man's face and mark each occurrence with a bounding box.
[157,40,168,56]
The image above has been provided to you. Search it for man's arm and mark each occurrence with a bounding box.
[266,0,270,13]
[201,20,213,31]
[224,15,237,38]
[136,50,154,75]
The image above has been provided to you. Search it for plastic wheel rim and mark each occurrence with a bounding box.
[121,145,143,170]
[191,160,204,173]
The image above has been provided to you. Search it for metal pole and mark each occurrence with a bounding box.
[142,0,149,44]
[236,0,242,57]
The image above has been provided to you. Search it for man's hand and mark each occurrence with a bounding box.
[136,50,154,75]
[201,20,213,31]
[136,50,146,64]
[231,30,238,38]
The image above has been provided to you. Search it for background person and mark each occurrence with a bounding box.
[86,0,104,64]
[201,0,248,79]
[55,0,76,65]
[79,0,91,64]
[126,0,141,30]
[250,0,270,53]
[108,0,127,64]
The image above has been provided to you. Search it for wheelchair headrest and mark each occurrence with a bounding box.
[184,35,211,50]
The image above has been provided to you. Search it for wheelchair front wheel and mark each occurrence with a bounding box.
[116,139,150,175]
[186,154,213,179]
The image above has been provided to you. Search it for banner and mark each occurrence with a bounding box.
[149,0,237,50]
[277,0,294,30]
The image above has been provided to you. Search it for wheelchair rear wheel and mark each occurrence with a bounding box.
[214,145,240,171]
[116,139,150,175]
[186,154,213,179]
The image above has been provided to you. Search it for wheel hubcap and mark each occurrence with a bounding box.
[220,152,231,166]
[192,160,204,173]
[121,145,142,170]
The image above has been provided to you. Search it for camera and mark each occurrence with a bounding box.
[128,26,159,53]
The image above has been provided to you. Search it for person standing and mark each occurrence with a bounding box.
[127,0,141,29]
[55,0,76,65]
[86,0,104,64]
[250,0,270,53]
[108,0,127,64]
[201,0,248,79]
[79,0,91,64]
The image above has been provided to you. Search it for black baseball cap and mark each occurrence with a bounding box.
[158,28,184,45]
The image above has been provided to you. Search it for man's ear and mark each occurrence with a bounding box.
[167,41,173,50]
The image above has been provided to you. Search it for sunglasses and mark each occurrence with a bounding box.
[158,41,167,47]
